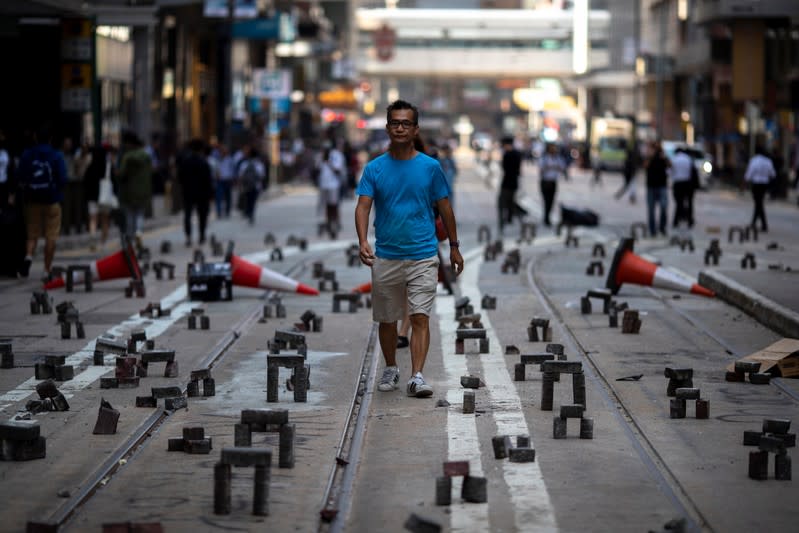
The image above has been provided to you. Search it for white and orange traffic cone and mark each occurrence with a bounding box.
[606,237,714,297]
[228,253,318,295]
[351,281,371,294]
[44,241,142,290]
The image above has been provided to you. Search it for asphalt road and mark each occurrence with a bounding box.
[1,152,797,533]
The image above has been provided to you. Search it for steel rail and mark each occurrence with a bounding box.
[318,320,379,531]
[46,257,315,530]
[527,252,711,533]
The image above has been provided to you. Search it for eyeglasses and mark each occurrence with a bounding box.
[388,120,417,129]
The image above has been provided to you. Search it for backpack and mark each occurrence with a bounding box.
[26,151,55,201]
[240,161,259,192]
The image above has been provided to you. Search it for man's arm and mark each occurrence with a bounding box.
[435,196,464,276]
[355,195,375,266]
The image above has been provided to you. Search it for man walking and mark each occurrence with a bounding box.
[498,136,521,234]
[645,140,670,237]
[355,99,463,398]
[17,124,67,279]
[744,146,776,232]
[670,147,695,228]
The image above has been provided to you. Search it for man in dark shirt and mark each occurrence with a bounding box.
[645,140,670,237]
[498,136,522,234]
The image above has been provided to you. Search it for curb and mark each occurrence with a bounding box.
[698,269,799,338]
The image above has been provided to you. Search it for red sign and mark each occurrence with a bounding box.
[373,24,396,62]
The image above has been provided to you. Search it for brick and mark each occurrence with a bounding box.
[580,418,594,439]
[545,343,564,356]
[749,372,771,385]
[560,404,585,419]
[758,435,786,454]
[51,393,69,412]
[278,423,295,468]
[553,417,567,439]
[514,363,525,381]
[167,437,185,452]
[130,329,147,342]
[775,453,792,481]
[734,360,761,373]
[541,361,582,374]
[93,400,120,435]
[435,477,452,506]
[675,388,701,400]
[743,430,762,446]
[763,419,791,435]
[508,447,536,463]
[748,450,769,480]
[455,328,486,340]
[190,368,211,381]
[462,390,475,414]
[140,350,175,363]
[520,353,554,365]
[695,399,710,419]
[443,460,469,477]
[54,365,74,381]
[460,375,481,389]
[132,396,157,410]
[220,447,272,467]
[164,396,187,411]
[34,364,54,380]
[35,379,59,399]
[461,475,487,503]
[491,435,513,459]
[0,420,40,441]
[1,436,46,461]
[241,409,289,426]
[766,432,795,448]
[664,367,693,380]
[669,399,686,419]
[44,355,66,366]
[404,513,442,533]
[152,386,182,399]
[184,439,212,454]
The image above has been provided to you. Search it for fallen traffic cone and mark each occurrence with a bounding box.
[351,281,371,294]
[605,238,714,297]
[44,241,142,290]
[228,253,318,295]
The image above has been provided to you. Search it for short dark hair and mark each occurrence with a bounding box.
[386,99,418,125]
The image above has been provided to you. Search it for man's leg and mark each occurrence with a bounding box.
[658,188,669,235]
[183,200,193,243]
[409,313,430,375]
[378,321,398,367]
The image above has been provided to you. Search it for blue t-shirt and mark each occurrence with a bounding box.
[357,151,450,260]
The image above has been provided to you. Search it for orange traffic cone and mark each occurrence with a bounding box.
[606,237,714,297]
[44,241,142,290]
[228,253,318,295]
[351,281,371,294]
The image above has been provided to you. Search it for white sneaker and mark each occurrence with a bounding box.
[406,372,433,398]
[378,366,400,392]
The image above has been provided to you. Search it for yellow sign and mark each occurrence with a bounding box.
[62,63,92,89]
[318,89,356,109]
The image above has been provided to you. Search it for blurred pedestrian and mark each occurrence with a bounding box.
[317,144,345,238]
[670,147,695,228]
[744,146,776,232]
[117,131,152,247]
[355,99,463,398]
[215,144,235,218]
[237,145,266,226]
[16,123,67,278]
[539,142,566,227]
[615,146,637,204]
[645,140,670,237]
[439,143,458,212]
[83,143,114,251]
[498,136,522,234]
[177,138,213,244]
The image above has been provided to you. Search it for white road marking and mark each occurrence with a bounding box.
[438,245,558,532]
[1,244,325,413]
[438,292,490,531]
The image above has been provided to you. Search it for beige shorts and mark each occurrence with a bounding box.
[25,203,61,240]
[371,256,439,323]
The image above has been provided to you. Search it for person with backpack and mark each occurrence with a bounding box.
[16,124,67,279]
[237,146,266,225]
[177,138,213,245]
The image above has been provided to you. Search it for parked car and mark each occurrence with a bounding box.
[662,141,714,190]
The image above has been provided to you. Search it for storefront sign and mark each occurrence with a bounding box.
[251,69,291,99]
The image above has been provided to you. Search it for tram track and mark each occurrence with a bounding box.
[43,251,333,531]
[527,244,712,533]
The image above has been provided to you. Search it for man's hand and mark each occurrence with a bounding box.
[359,241,375,267]
[450,247,464,276]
